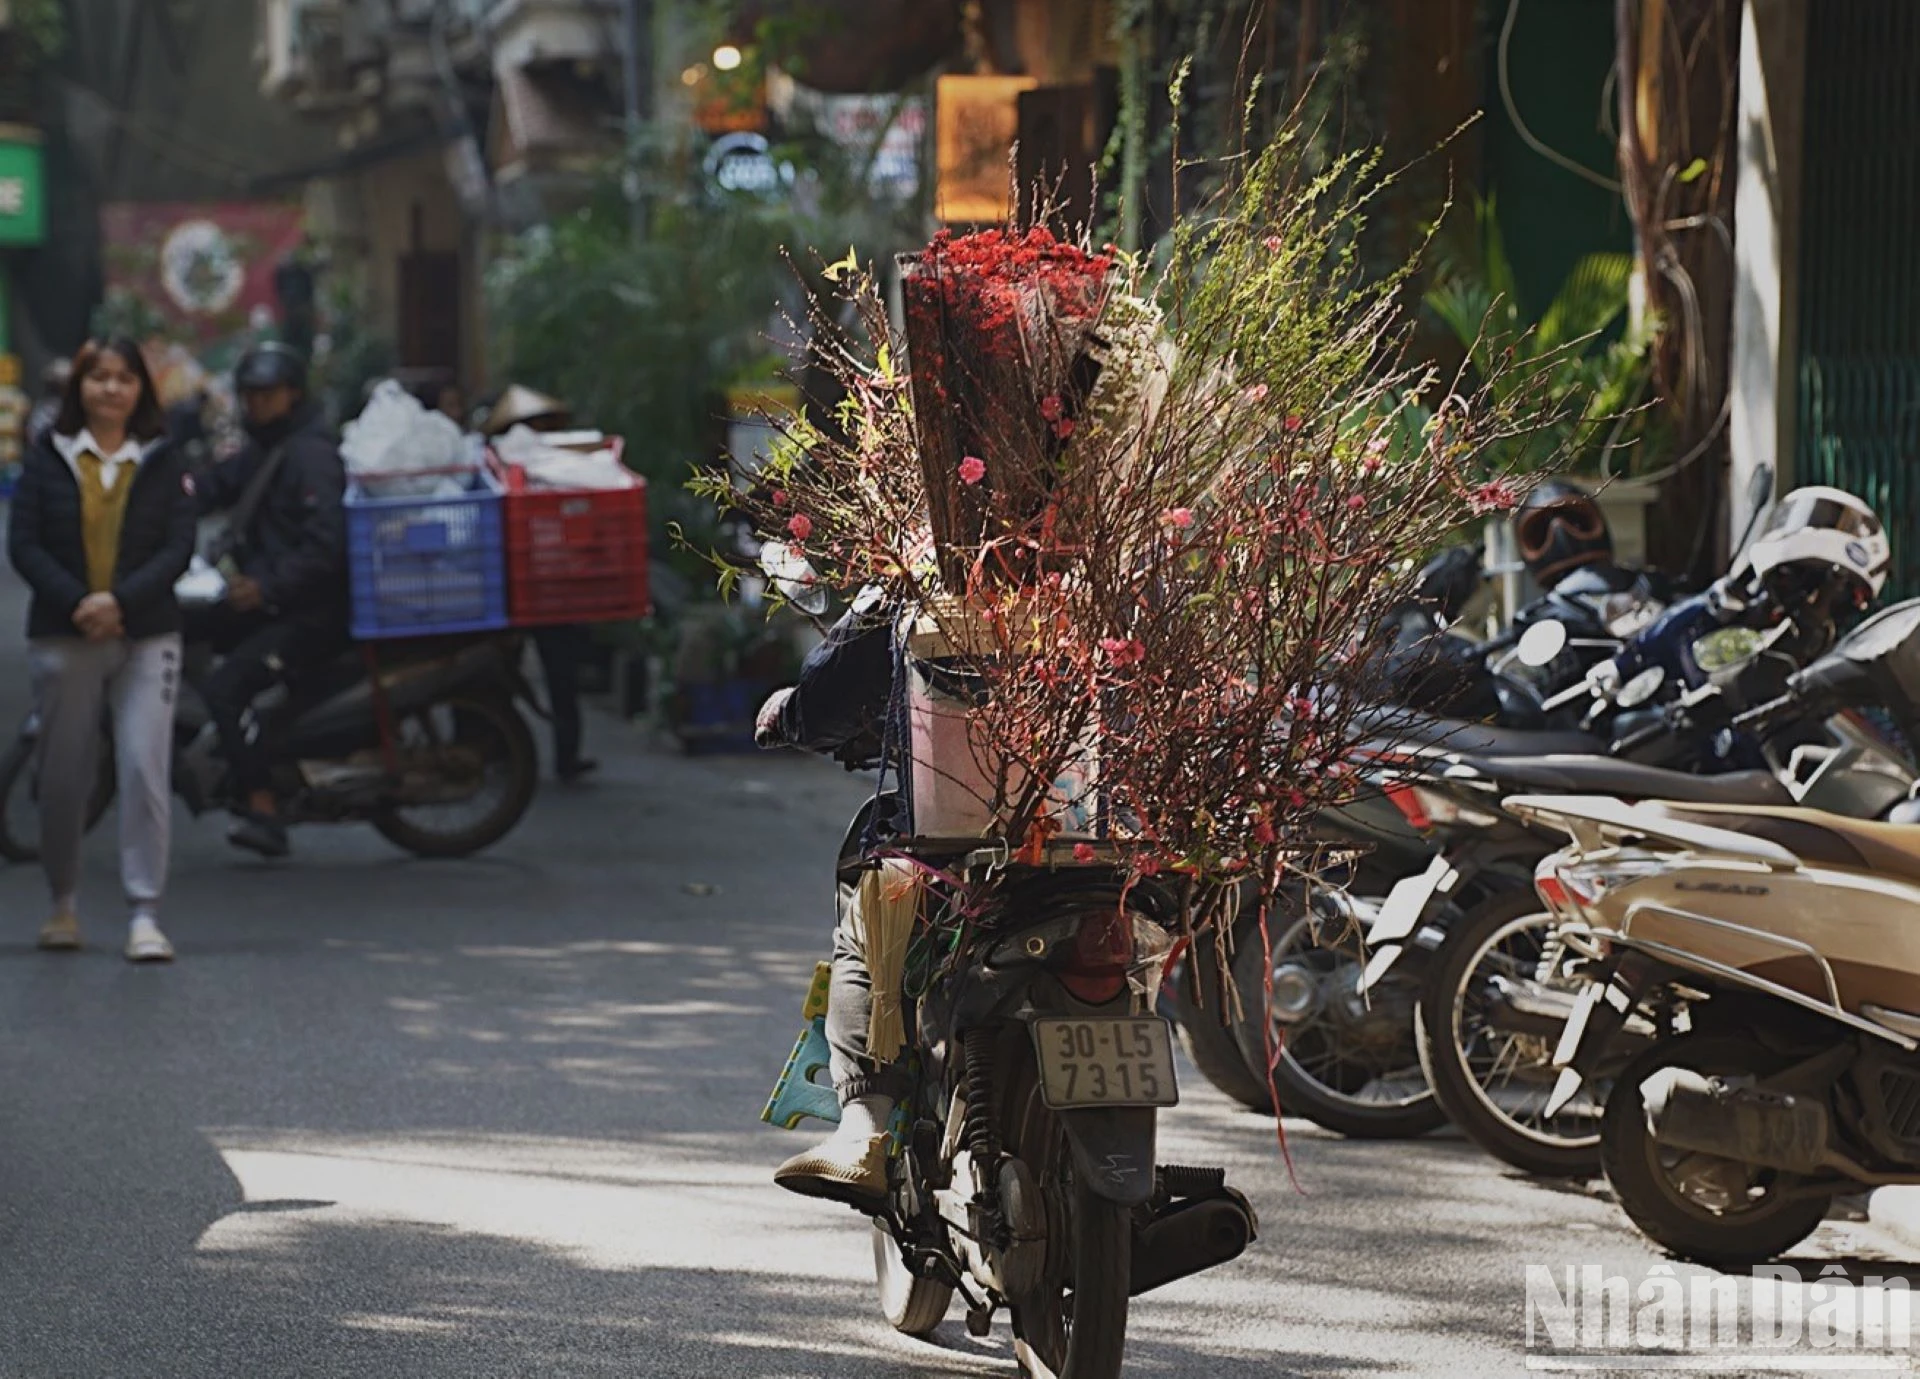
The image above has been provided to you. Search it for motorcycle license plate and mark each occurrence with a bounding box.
[1032,1017,1179,1110]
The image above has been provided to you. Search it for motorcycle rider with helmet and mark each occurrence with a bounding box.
[183,342,349,859]
[1384,479,1670,721]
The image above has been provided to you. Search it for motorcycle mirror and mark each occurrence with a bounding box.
[1616,665,1667,709]
[757,540,829,616]
[1516,620,1570,668]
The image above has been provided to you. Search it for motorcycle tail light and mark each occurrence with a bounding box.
[1388,782,1500,832]
[1534,869,1571,913]
[1545,854,1664,913]
[1384,781,1433,830]
[1058,909,1132,1004]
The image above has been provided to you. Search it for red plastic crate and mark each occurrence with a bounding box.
[497,449,650,627]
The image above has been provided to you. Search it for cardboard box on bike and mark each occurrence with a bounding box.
[904,595,1106,842]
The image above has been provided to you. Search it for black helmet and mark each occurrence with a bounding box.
[234,341,308,394]
[1514,479,1612,588]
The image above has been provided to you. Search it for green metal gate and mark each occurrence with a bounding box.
[1796,0,1920,598]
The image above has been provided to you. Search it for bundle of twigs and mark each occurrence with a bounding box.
[692,123,1571,904]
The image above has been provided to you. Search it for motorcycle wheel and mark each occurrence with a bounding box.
[1600,1034,1831,1268]
[0,731,117,864]
[1416,889,1604,1178]
[872,1225,952,1338]
[1003,1045,1131,1379]
[1174,929,1275,1113]
[1228,902,1447,1139]
[370,695,539,859]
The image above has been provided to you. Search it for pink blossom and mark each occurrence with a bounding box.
[1252,817,1276,845]
[1367,435,1390,454]
[958,455,987,485]
[1072,842,1097,863]
[1100,637,1147,668]
[1347,494,1367,512]
[1039,394,1065,422]
[771,489,788,507]
[1287,788,1307,809]
[1361,456,1382,478]
[1469,479,1519,515]
[786,513,813,541]
[1242,382,1270,405]
[1263,234,1283,252]
[1053,417,1076,439]
[1283,414,1304,433]
[1161,507,1194,530]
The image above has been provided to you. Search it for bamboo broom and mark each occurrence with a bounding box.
[859,857,922,1063]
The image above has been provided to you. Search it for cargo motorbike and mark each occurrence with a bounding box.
[0,632,541,862]
[763,771,1257,1379]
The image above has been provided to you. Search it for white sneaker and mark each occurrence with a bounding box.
[125,916,174,963]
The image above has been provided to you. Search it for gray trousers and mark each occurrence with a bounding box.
[827,871,910,1105]
[30,635,181,914]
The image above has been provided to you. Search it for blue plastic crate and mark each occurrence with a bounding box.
[346,473,508,639]
[676,678,764,755]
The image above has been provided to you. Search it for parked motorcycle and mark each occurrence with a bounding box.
[0,632,542,861]
[1170,549,1661,1133]
[1500,602,1920,1262]
[1415,680,1915,1177]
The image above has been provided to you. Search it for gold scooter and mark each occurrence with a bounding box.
[1512,598,1920,1266]
[1516,791,1920,1267]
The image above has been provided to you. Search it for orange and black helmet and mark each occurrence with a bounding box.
[1514,479,1611,588]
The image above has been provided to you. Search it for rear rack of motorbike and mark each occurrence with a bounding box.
[1571,905,1919,1051]
[886,836,1154,875]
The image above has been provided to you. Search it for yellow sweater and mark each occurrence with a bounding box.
[76,450,135,594]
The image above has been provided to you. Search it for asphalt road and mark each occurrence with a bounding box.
[0,610,1913,1376]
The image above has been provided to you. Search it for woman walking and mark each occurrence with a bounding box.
[9,338,196,960]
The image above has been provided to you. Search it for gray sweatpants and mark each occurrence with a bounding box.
[826,870,911,1105]
[30,635,181,915]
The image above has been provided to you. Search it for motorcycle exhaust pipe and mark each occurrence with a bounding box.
[1130,1190,1259,1297]
[1642,1068,1830,1175]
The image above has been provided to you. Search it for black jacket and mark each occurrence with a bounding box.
[777,597,896,753]
[9,433,198,640]
[198,403,347,619]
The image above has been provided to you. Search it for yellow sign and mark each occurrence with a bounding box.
[936,75,1037,224]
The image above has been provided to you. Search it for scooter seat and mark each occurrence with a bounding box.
[1454,756,1796,808]
[1352,708,1605,758]
[1653,804,1920,885]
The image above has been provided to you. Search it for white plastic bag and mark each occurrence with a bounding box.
[493,424,635,491]
[342,380,475,497]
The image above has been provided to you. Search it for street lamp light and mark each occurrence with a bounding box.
[712,44,743,72]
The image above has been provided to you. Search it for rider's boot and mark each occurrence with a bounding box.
[773,1094,892,1211]
[228,790,290,859]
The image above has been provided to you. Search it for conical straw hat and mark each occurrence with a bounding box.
[484,384,570,435]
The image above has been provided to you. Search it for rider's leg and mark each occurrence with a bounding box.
[199,621,297,854]
[775,876,906,1207]
[824,879,911,1104]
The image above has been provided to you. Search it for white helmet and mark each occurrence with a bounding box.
[1738,486,1890,602]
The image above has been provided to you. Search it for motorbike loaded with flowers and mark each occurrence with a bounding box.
[700,129,1574,1377]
